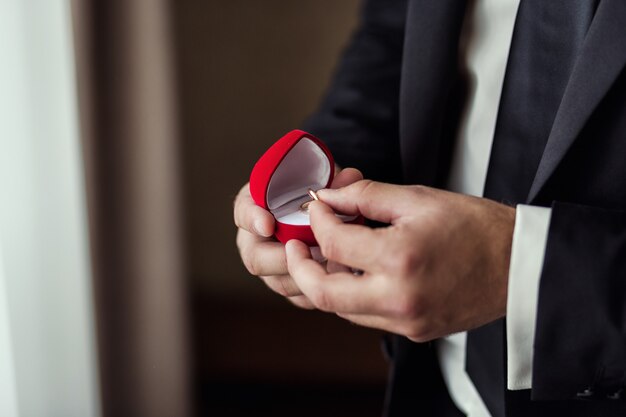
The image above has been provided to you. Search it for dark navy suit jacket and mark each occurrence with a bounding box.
[304,1,626,416]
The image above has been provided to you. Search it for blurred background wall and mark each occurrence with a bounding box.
[1,1,100,416]
[1,1,389,416]
[174,0,361,295]
[171,1,389,416]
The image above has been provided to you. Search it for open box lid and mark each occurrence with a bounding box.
[249,130,335,212]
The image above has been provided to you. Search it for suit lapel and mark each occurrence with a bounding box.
[399,0,467,185]
[528,0,626,203]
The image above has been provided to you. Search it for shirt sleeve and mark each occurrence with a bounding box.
[506,205,552,390]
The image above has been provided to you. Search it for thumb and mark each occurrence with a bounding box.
[316,180,409,224]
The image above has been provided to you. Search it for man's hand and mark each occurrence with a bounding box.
[285,180,516,342]
[234,168,363,309]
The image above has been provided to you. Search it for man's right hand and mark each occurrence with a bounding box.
[234,167,363,309]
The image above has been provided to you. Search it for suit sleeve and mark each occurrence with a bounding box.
[302,0,408,184]
[532,201,626,401]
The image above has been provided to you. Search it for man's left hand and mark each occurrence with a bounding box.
[285,180,516,342]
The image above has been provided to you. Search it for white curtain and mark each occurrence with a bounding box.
[0,1,100,416]
[0,251,18,417]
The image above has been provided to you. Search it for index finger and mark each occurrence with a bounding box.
[316,180,408,224]
[233,183,275,237]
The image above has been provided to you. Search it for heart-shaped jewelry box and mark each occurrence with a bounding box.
[249,130,361,246]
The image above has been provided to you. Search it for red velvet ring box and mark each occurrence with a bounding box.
[250,130,361,246]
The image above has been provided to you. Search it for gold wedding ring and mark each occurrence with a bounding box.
[308,188,320,201]
[300,188,320,212]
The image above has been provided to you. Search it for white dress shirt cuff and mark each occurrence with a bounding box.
[506,205,552,390]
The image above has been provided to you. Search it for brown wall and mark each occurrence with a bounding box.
[173,0,361,296]
[172,2,389,415]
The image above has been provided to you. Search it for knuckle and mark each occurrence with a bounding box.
[389,292,423,320]
[242,248,260,276]
[263,276,289,297]
[236,228,255,252]
[319,237,339,261]
[289,296,315,310]
[235,229,245,251]
[409,184,432,198]
[309,287,332,311]
[276,255,289,276]
[407,333,429,343]
[243,211,257,234]
[354,179,375,196]
[277,276,294,297]
[393,250,421,277]
[406,321,435,343]
[356,180,379,214]
[406,185,431,205]
[234,208,248,232]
